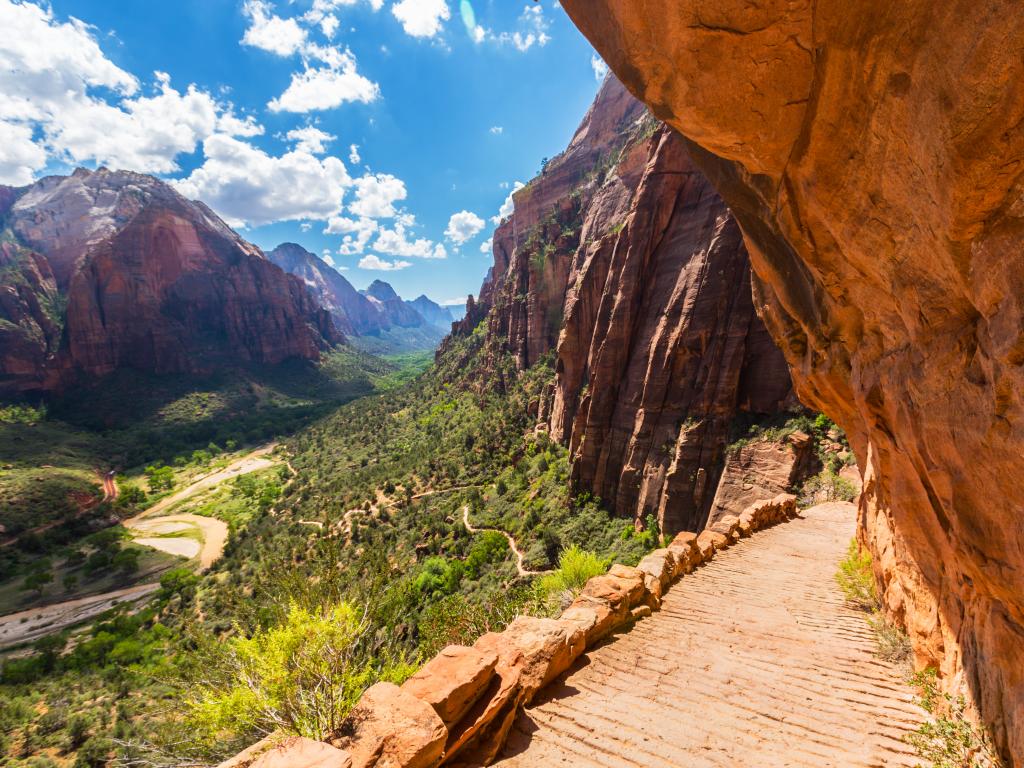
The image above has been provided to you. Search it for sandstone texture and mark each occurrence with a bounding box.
[706,430,815,527]
[0,169,339,395]
[461,75,794,533]
[559,2,1024,762]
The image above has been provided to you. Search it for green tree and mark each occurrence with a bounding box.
[21,569,53,596]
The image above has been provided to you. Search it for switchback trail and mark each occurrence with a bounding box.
[496,502,924,767]
[462,506,551,578]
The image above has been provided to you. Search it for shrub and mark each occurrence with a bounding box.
[534,545,608,614]
[905,670,1004,768]
[835,539,879,612]
[184,602,414,743]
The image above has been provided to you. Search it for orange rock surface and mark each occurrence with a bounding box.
[560,1,1024,762]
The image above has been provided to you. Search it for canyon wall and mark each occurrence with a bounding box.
[475,77,793,533]
[0,169,339,395]
[559,1,1024,762]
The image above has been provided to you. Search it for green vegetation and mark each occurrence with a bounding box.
[835,539,912,667]
[0,326,662,765]
[906,669,1004,768]
[184,602,416,745]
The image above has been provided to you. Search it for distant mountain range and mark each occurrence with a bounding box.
[267,244,455,355]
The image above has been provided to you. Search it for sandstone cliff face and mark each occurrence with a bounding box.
[0,243,62,393]
[0,169,339,395]
[478,76,793,533]
[560,2,1024,762]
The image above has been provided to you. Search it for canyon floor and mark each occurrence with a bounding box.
[496,502,923,767]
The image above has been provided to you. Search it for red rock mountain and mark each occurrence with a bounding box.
[0,169,339,395]
[560,2,1024,763]
[462,76,794,533]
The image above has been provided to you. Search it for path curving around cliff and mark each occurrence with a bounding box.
[462,506,551,578]
[495,502,924,767]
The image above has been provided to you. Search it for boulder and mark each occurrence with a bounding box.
[332,683,446,768]
[401,645,497,728]
[250,738,352,768]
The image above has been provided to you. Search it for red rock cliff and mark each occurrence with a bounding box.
[560,2,1024,762]
[0,169,339,394]
[478,76,793,533]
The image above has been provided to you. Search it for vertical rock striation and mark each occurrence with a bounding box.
[0,169,339,395]
[559,1,1024,762]
[474,76,793,533]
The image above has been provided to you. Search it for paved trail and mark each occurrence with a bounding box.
[496,502,924,767]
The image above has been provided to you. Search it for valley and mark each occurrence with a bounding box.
[1,2,1019,765]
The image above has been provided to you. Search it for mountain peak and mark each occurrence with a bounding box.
[365,279,400,302]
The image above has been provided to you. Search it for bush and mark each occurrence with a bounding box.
[534,545,608,614]
[184,602,415,743]
[835,539,879,612]
[905,669,1004,767]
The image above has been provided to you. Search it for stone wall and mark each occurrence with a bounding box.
[218,494,798,768]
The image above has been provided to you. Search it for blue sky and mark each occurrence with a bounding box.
[0,0,608,305]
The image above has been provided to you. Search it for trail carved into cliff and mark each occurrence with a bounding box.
[495,503,923,767]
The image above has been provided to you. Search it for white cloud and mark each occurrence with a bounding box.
[472,5,551,52]
[489,125,503,135]
[349,173,406,218]
[391,0,450,38]
[268,53,379,112]
[325,215,379,254]
[359,254,411,271]
[492,180,525,224]
[479,237,493,255]
[300,222,313,231]
[0,2,260,181]
[172,134,351,226]
[445,210,485,245]
[0,121,46,185]
[320,14,339,37]
[241,0,307,57]
[375,220,446,259]
[285,125,335,154]
[591,54,608,82]
[349,143,361,164]
[440,296,468,306]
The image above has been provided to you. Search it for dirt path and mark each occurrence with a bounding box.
[496,502,924,767]
[462,506,551,577]
[122,443,278,569]
[0,583,158,650]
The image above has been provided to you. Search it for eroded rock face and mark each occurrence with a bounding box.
[475,76,793,532]
[0,169,339,394]
[560,2,1024,761]
[0,243,62,393]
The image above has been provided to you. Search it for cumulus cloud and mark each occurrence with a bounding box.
[349,173,407,218]
[349,143,361,164]
[0,1,260,183]
[375,220,446,259]
[392,0,450,38]
[445,210,485,245]
[285,125,335,154]
[172,134,351,227]
[0,121,47,185]
[591,54,608,82]
[492,181,525,224]
[359,254,411,271]
[489,125,503,135]
[241,0,307,56]
[325,215,379,254]
[268,53,379,113]
[479,237,493,255]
